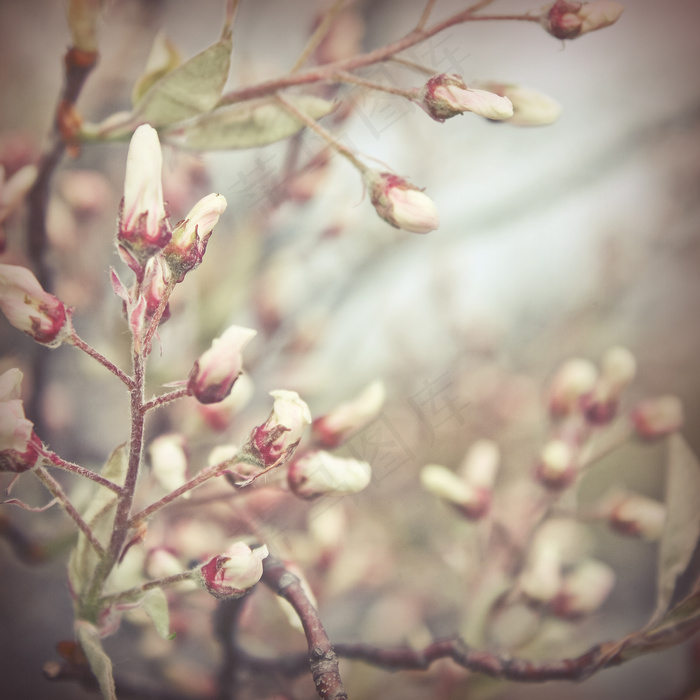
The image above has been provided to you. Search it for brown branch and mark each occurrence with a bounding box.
[261,556,347,700]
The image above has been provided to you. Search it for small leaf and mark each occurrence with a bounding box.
[131,31,182,107]
[140,587,171,638]
[650,434,700,625]
[133,30,232,127]
[75,621,117,700]
[69,444,128,593]
[162,95,336,150]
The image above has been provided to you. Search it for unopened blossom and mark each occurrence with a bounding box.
[312,380,386,449]
[198,373,254,431]
[0,264,71,347]
[475,82,562,126]
[288,451,371,500]
[198,542,268,599]
[547,358,598,419]
[631,395,684,440]
[141,256,171,326]
[0,369,41,473]
[583,346,636,425]
[541,0,624,40]
[520,541,562,604]
[420,463,491,520]
[163,193,227,283]
[459,439,500,490]
[148,433,188,493]
[421,74,513,122]
[553,559,615,617]
[241,390,312,470]
[188,326,257,404]
[608,492,666,540]
[535,439,578,490]
[365,170,439,234]
[117,124,171,275]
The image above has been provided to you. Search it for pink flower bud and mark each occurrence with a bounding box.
[535,439,578,490]
[187,325,257,404]
[547,358,598,419]
[540,1,624,40]
[607,492,666,540]
[243,390,312,469]
[552,559,615,617]
[118,124,171,276]
[148,433,188,493]
[631,395,684,440]
[311,380,386,449]
[365,171,439,234]
[0,264,70,347]
[141,256,170,326]
[288,450,371,500]
[0,368,41,473]
[199,542,268,599]
[421,74,513,122]
[420,463,491,520]
[163,193,227,283]
[474,82,562,126]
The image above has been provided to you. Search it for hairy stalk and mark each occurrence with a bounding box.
[42,450,123,493]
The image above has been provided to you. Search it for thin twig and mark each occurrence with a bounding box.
[261,556,347,700]
[35,467,106,557]
[98,570,197,607]
[332,70,419,99]
[71,332,133,388]
[141,388,190,413]
[290,0,347,74]
[42,450,123,493]
[416,0,438,31]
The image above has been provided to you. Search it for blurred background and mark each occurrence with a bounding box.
[1,0,699,698]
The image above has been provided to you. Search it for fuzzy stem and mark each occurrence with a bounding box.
[141,388,190,413]
[261,556,347,700]
[70,331,134,388]
[289,0,347,74]
[333,70,420,99]
[41,450,123,493]
[417,0,438,31]
[98,570,197,607]
[142,278,177,358]
[34,467,106,557]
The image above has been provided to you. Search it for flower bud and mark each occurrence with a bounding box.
[459,439,500,490]
[312,381,386,449]
[288,450,371,499]
[0,369,41,473]
[163,193,227,283]
[187,326,257,404]
[552,558,615,617]
[583,346,637,425]
[421,74,513,122]
[535,439,577,490]
[0,264,71,347]
[118,124,171,277]
[420,463,491,520]
[148,433,188,493]
[540,1,624,40]
[607,492,666,540]
[631,395,684,440]
[198,542,268,599]
[474,82,561,126]
[141,256,171,327]
[547,358,598,418]
[365,171,439,234]
[520,541,562,604]
[242,390,312,470]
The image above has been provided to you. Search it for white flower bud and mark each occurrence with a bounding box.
[420,463,491,520]
[421,74,513,121]
[459,439,500,490]
[149,433,188,493]
[547,358,598,418]
[188,326,257,404]
[553,558,615,616]
[631,396,684,440]
[475,82,562,126]
[535,439,577,490]
[520,541,562,603]
[608,492,666,540]
[199,542,268,599]
[312,380,386,448]
[288,450,371,499]
[540,1,624,40]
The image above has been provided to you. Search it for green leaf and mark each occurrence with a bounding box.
[131,30,182,107]
[133,29,232,127]
[649,434,700,625]
[140,587,171,638]
[162,95,336,150]
[69,444,128,594]
[75,621,117,700]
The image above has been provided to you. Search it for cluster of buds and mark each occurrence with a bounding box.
[311,380,385,449]
[198,542,269,599]
[540,1,624,40]
[420,440,499,520]
[364,170,439,234]
[236,390,312,473]
[420,74,514,122]
[0,264,72,347]
[187,325,257,405]
[287,450,371,500]
[0,369,42,473]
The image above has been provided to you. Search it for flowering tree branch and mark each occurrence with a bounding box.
[261,555,347,700]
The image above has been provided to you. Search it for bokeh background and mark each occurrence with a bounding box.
[1,0,699,698]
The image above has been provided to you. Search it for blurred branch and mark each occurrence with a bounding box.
[261,555,347,700]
